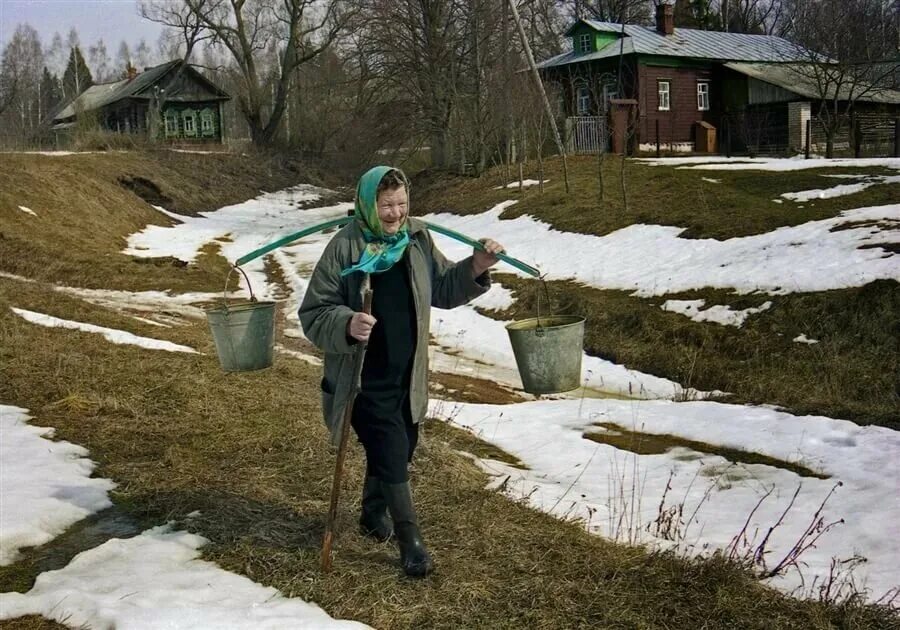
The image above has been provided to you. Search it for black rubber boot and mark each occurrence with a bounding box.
[359,476,393,542]
[380,481,434,577]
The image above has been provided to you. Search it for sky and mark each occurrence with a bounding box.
[0,0,163,53]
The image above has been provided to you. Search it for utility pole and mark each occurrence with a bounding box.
[506,0,571,193]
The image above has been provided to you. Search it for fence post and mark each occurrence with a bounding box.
[655,119,660,157]
[894,118,900,158]
[725,117,731,158]
[805,119,811,159]
[852,112,861,158]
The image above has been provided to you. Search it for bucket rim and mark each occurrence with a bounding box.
[505,315,585,332]
[205,300,277,316]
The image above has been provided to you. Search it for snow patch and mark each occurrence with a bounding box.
[494,179,548,189]
[793,334,820,345]
[661,299,772,327]
[701,177,721,184]
[431,397,900,601]
[781,175,900,203]
[638,156,900,171]
[470,284,516,310]
[423,202,900,296]
[0,406,114,565]
[126,185,350,301]
[275,344,323,366]
[0,525,370,629]
[17,205,36,216]
[10,307,199,354]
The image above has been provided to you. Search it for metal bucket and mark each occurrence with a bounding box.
[205,266,275,372]
[506,315,585,394]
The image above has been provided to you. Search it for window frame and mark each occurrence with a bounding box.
[579,33,591,54]
[182,111,197,136]
[657,80,671,111]
[697,81,710,111]
[201,114,213,133]
[576,85,591,115]
[164,114,178,136]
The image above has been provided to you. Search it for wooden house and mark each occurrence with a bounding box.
[50,61,230,143]
[538,5,900,155]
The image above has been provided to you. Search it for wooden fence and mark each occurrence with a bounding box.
[566,116,607,154]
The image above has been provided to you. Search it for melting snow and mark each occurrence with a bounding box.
[0,406,114,565]
[701,177,721,184]
[430,397,900,601]
[275,344,323,366]
[638,156,900,172]
[105,181,900,604]
[781,175,900,202]
[423,201,900,296]
[470,284,516,310]
[0,525,370,629]
[17,205,36,216]
[10,307,198,353]
[793,334,820,345]
[661,299,772,327]
[494,179,548,189]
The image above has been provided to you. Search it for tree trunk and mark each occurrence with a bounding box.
[430,128,450,168]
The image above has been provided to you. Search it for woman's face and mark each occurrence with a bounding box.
[376,186,408,235]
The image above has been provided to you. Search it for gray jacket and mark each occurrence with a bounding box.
[298,217,490,446]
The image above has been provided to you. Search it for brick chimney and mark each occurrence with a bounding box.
[656,2,675,35]
[126,64,138,81]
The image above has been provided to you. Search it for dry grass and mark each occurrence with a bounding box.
[0,617,75,630]
[1,151,896,629]
[584,422,828,479]
[0,150,314,291]
[491,274,899,429]
[413,155,900,240]
[1,282,894,628]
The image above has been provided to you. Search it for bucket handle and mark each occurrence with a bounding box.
[222,265,257,312]
[535,276,552,337]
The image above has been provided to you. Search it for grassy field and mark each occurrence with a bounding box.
[413,154,900,239]
[0,151,896,628]
[415,157,900,428]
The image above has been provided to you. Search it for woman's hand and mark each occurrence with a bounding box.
[472,239,504,277]
[348,312,377,342]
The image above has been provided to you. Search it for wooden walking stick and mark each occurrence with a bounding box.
[321,275,373,572]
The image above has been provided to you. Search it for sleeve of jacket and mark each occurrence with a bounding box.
[298,237,357,355]
[427,229,491,309]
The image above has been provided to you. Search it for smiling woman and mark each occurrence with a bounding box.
[299,165,505,578]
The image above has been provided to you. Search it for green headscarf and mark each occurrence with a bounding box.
[341,165,411,277]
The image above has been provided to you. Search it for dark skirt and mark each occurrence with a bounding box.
[351,393,419,483]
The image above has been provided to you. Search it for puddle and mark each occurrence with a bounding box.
[582,422,827,479]
[0,506,143,593]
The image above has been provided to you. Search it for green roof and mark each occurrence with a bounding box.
[53,61,229,122]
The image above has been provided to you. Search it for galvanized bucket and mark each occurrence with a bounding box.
[206,266,275,372]
[506,315,585,394]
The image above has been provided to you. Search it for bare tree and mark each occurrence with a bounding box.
[88,39,112,82]
[144,0,355,146]
[0,25,44,132]
[781,0,899,157]
[360,0,466,168]
[565,0,652,23]
[509,0,571,191]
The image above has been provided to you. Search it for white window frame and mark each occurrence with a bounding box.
[658,80,671,111]
[201,114,213,133]
[182,111,197,136]
[579,33,591,54]
[697,81,710,111]
[165,114,178,136]
[576,85,590,115]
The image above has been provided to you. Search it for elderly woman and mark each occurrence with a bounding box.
[299,166,503,577]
